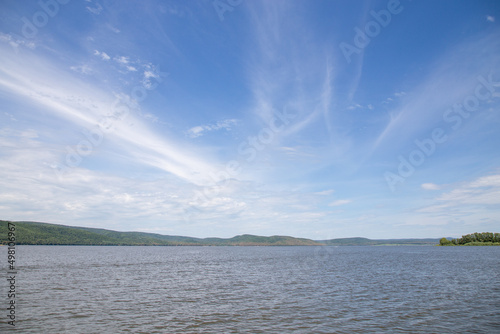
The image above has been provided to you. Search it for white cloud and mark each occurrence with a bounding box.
[437,174,500,205]
[0,43,221,186]
[86,2,103,15]
[347,103,363,110]
[180,181,337,237]
[159,4,186,17]
[93,50,110,60]
[3,112,17,122]
[70,64,93,75]
[315,189,334,196]
[216,119,238,130]
[187,126,205,138]
[114,56,141,72]
[372,32,500,154]
[187,119,238,138]
[421,183,440,190]
[144,70,158,79]
[418,174,500,214]
[114,56,129,64]
[142,65,168,89]
[329,199,351,207]
[277,146,313,159]
[245,1,332,146]
[0,32,35,50]
[381,91,406,105]
[141,112,159,123]
[0,130,196,231]
[108,25,121,33]
[487,16,495,22]
[347,103,376,111]
[0,33,11,43]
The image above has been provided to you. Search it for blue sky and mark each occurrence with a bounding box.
[1,0,499,239]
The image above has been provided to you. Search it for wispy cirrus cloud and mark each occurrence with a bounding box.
[421,183,440,190]
[246,1,326,128]
[242,0,358,177]
[187,119,238,138]
[418,173,500,214]
[0,32,35,50]
[437,174,500,206]
[86,1,103,15]
[70,64,93,75]
[315,189,335,196]
[0,43,219,186]
[372,31,500,154]
[2,0,499,240]
[329,199,352,207]
[0,128,196,232]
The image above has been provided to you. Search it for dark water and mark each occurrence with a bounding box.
[2,246,500,333]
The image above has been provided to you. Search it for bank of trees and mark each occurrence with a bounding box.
[440,232,500,246]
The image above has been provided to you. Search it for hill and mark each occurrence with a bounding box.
[318,237,439,246]
[1,220,441,246]
[0,220,321,246]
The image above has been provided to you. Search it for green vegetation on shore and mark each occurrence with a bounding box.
[0,220,441,246]
[439,232,500,246]
[0,220,321,246]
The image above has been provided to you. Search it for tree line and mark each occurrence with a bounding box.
[440,232,500,246]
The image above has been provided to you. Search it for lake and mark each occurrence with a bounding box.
[2,246,500,333]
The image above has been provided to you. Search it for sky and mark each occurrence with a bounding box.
[0,0,499,239]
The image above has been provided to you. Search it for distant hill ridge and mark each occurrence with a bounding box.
[0,220,439,246]
[0,220,321,246]
[318,237,440,246]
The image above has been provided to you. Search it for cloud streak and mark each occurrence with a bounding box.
[372,31,500,154]
[187,119,238,138]
[0,44,219,186]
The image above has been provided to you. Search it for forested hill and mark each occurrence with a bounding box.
[1,220,442,246]
[0,220,321,246]
[318,237,439,246]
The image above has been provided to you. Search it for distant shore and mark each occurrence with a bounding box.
[1,220,441,246]
[3,220,498,247]
[439,233,500,246]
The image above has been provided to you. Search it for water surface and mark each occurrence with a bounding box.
[2,246,499,333]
